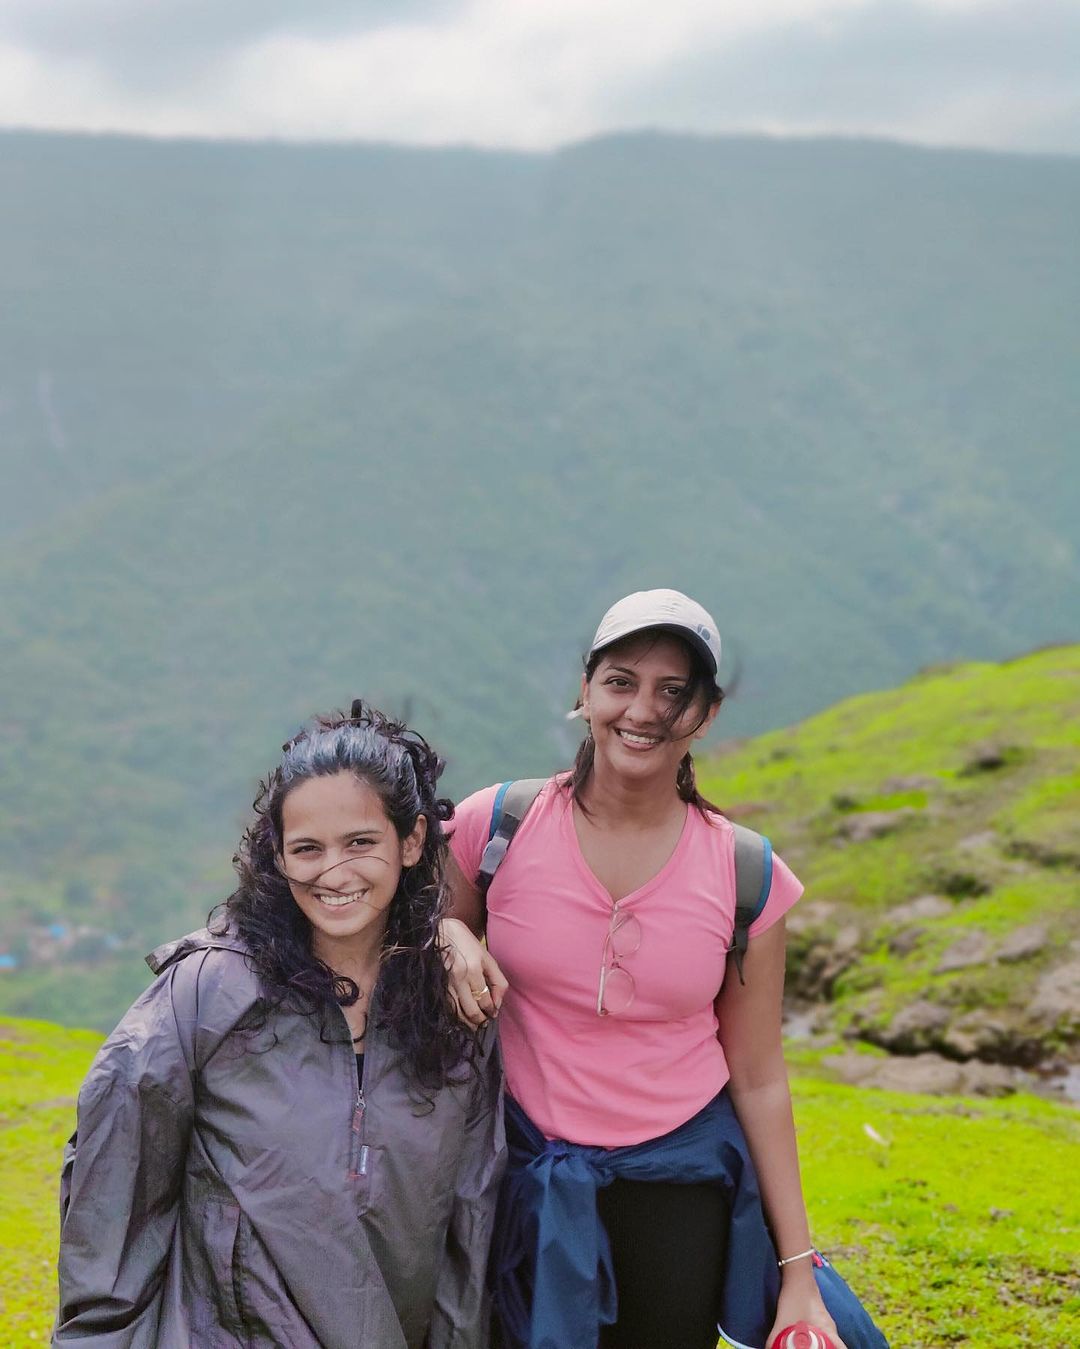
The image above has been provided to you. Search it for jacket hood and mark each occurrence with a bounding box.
[145,925,249,976]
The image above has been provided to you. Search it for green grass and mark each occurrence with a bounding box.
[793,1076,1079,1347]
[698,646,1080,1053]
[3,1016,1076,1347]
[0,1019,100,1344]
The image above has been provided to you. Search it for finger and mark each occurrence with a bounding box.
[470,982,496,1014]
[444,942,493,1024]
[465,968,499,1021]
[458,987,488,1027]
[448,984,486,1029]
[480,953,510,1012]
[453,962,490,1025]
[454,957,485,1000]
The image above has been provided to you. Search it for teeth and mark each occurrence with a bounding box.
[315,891,362,907]
[618,731,660,746]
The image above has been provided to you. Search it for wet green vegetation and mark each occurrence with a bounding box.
[698,645,1080,1072]
[3,1018,1075,1346]
[0,1019,100,1344]
[794,1075,1079,1346]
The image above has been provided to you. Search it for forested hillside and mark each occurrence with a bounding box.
[0,129,1078,1026]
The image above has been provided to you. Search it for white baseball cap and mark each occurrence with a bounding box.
[589,589,722,677]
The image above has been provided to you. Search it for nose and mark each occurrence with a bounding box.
[624,687,660,727]
[314,853,357,888]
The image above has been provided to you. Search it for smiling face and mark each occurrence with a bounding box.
[581,632,719,786]
[276,770,426,963]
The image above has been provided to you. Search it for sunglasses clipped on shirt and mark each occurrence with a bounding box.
[597,905,641,1016]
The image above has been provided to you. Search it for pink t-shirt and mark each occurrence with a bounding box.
[449,778,803,1147]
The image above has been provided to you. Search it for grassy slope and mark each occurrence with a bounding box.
[2,1017,1075,1346]
[795,1078,1078,1345]
[0,1019,100,1343]
[697,645,1080,1061]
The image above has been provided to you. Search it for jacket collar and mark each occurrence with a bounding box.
[145,925,249,975]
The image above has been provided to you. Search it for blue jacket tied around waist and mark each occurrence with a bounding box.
[492,1091,888,1349]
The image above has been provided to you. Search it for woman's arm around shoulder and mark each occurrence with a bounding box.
[441,785,511,1027]
[716,920,849,1349]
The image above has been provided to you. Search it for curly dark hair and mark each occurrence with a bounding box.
[214,700,473,1090]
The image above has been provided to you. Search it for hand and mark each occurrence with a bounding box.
[439,917,509,1027]
[767,1279,848,1349]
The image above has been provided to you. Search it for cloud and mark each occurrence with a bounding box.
[602,0,1080,154]
[0,0,1076,153]
[0,0,453,86]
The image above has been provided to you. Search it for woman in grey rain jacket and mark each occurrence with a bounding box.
[54,702,505,1349]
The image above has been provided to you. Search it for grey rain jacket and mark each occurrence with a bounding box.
[54,927,505,1348]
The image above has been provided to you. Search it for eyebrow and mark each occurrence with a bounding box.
[284,826,383,846]
[605,664,689,683]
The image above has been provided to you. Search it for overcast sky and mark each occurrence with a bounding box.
[1,0,1077,155]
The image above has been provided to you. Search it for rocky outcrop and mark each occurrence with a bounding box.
[872,999,951,1053]
[959,742,1022,775]
[888,895,953,924]
[996,924,1049,964]
[789,924,862,999]
[856,997,1056,1068]
[935,929,993,973]
[1006,836,1080,869]
[939,1012,1046,1067]
[835,809,918,844]
[1028,960,1080,1036]
[881,775,937,793]
[829,1051,1022,1097]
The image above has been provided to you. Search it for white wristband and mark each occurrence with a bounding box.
[777,1246,816,1267]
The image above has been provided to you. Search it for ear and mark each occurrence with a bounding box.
[401,813,428,868]
[693,701,721,741]
[579,673,591,721]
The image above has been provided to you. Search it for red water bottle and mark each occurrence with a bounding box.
[771,1324,838,1349]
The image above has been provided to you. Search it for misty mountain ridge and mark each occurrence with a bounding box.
[0,127,1077,1024]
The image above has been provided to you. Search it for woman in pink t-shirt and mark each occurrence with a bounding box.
[444,590,848,1349]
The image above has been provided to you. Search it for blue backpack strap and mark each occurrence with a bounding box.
[729,823,773,985]
[476,778,548,897]
[486,781,515,843]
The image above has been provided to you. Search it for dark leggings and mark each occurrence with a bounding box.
[597,1177,730,1349]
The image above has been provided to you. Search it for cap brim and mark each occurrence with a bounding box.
[592,622,718,676]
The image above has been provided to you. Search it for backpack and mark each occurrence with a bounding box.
[475,779,773,983]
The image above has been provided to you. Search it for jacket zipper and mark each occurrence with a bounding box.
[350,1083,369,1179]
[338,1003,371,1181]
